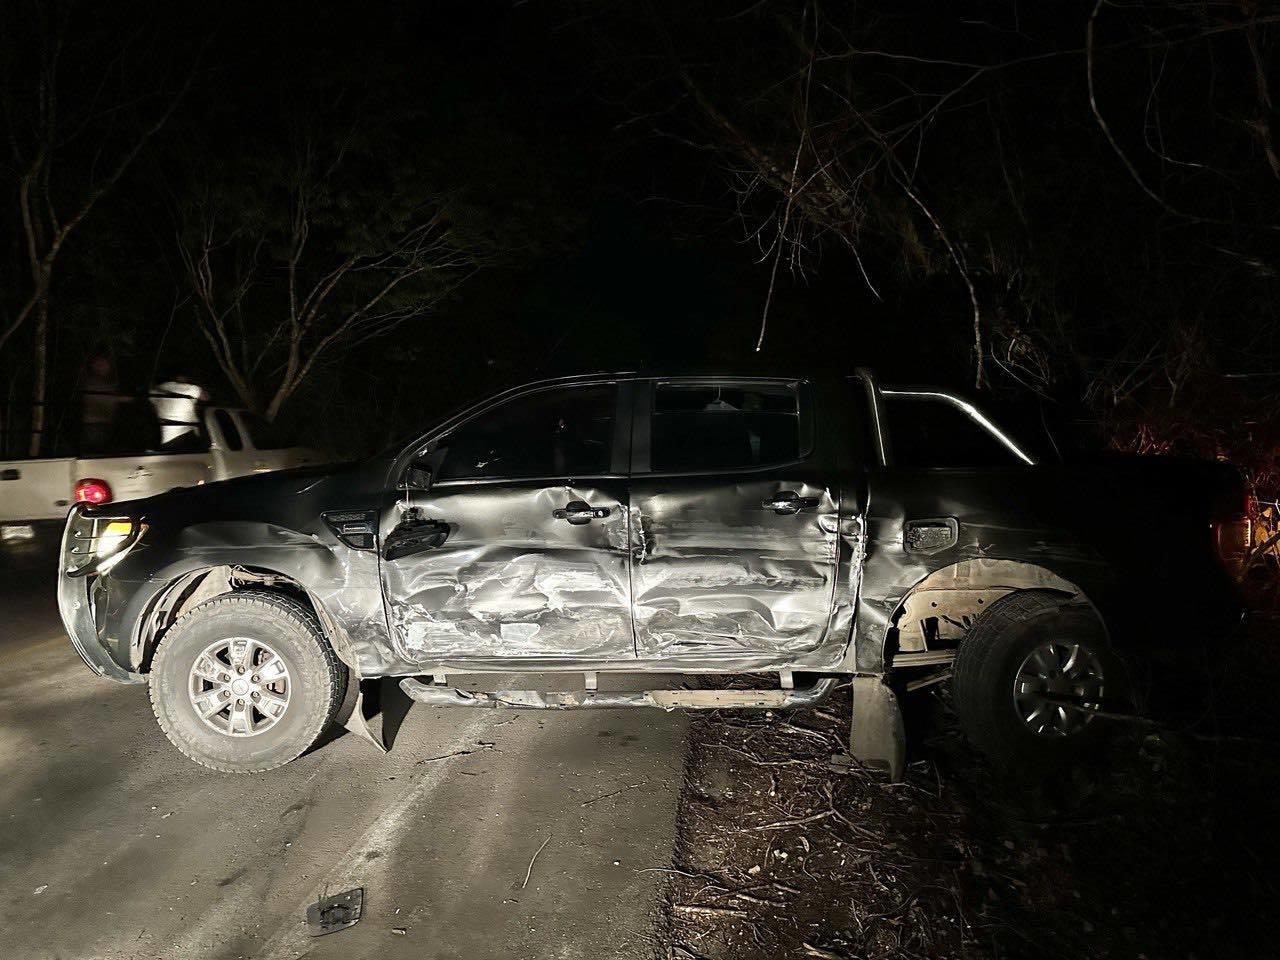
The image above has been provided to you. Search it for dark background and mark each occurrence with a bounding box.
[4,1,1280,482]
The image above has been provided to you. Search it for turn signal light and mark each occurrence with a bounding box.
[64,513,144,577]
[96,521,135,559]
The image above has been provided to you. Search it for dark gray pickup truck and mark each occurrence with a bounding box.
[57,370,1247,776]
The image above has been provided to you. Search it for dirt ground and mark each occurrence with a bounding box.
[656,616,1280,960]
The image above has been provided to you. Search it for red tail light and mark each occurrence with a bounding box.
[73,478,112,505]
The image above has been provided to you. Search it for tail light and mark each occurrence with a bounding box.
[73,478,112,505]
[1213,492,1254,579]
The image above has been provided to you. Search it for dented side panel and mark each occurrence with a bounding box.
[852,469,1110,673]
[58,460,425,680]
[380,481,635,662]
[628,477,841,660]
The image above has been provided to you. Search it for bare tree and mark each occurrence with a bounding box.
[0,2,189,454]
[662,7,1019,386]
[637,0,1280,408]
[175,131,478,419]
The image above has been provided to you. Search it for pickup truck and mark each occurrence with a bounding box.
[2,405,322,535]
[56,370,1247,777]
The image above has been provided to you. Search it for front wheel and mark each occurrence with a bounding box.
[149,591,345,773]
[951,590,1122,766]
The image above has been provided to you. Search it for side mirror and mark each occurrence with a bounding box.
[383,515,449,561]
[399,460,433,493]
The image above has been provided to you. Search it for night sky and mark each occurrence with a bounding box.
[4,1,1279,470]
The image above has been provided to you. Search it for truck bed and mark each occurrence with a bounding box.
[0,451,215,525]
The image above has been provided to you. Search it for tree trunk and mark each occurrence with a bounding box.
[264,380,293,422]
[27,293,49,458]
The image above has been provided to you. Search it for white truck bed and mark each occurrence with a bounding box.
[0,407,323,527]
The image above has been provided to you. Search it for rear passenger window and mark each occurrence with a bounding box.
[883,396,1022,468]
[650,381,804,472]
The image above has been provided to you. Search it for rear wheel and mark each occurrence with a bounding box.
[951,590,1120,766]
[149,591,345,773]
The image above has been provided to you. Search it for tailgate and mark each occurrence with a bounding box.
[0,458,75,522]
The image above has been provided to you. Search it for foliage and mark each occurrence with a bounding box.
[587,0,1280,489]
[173,97,480,418]
[0,0,191,453]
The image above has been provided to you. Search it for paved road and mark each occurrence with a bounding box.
[0,535,687,960]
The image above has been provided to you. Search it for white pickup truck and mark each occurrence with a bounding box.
[0,406,324,535]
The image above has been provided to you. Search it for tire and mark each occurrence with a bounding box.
[951,590,1121,767]
[149,590,345,773]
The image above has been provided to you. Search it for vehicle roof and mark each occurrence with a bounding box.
[495,367,871,391]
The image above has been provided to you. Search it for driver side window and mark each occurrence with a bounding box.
[435,384,617,481]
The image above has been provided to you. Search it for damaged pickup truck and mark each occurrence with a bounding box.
[57,370,1247,777]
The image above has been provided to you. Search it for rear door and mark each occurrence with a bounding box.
[627,378,840,662]
[379,380,635,663]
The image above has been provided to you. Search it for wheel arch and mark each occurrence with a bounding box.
[132,563,359,679]
[888,557,1109,658]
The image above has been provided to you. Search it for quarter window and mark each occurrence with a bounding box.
[436,384,617,481]
[649,381,803,472]
[882,396,1023,468]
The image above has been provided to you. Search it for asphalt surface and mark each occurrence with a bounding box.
[0,533,688,960]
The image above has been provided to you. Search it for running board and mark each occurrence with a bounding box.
[398,676,838,711]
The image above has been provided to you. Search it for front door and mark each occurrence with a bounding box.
[379,381,635,663]
[628,379,840,662]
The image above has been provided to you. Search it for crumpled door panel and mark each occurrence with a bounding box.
[629,479,839,659]
[381,483,634,662]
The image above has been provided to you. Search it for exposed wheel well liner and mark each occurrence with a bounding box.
[888,558,1105,654]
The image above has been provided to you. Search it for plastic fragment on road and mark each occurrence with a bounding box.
[306,888,363,936]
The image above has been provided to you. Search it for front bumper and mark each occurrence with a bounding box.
[56,507,144,684]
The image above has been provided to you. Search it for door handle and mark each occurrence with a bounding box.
[0,468,19,480]
[761,491,821,515]
[553,500,610,524]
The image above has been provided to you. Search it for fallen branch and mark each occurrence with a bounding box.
[415,742,496,765]
[636,866,704,878]
[673,905,747,917]
[520,834,553,890]
[747,810,834,831]
[581,782,646,807]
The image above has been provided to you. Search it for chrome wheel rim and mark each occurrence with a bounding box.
[1013,640,1105,737]
[188,637,291,737]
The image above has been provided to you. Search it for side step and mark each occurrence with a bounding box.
[399,676,838,712]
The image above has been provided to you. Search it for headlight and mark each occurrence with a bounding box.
[65,514,145,577]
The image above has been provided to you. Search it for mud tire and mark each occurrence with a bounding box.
[951,590,1121,767]
[149,590,345,773]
